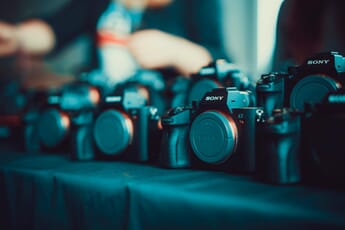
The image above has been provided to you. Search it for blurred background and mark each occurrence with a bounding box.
[223,0,283,79]
[0,0,284,84]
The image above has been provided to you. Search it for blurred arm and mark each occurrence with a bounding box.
[127,0,228,76]
[0,19,55,56]
[127,29,212,77]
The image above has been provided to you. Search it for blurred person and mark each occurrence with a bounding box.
[0,0,228,85]
[272,0,345,71]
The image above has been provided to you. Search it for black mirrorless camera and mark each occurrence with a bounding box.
[186,59,251,105]
[255,51,345,185]
[161,87,260,173]
[302,90,345,187]
[92,88,162,162]
[0,80,48,143]
[256,51,345,114]
[24,82,101,160]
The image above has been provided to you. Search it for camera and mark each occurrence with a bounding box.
[256,108,302,184]
[302,90,345,186]
[288,51,345,111]
[160,87,259,173]
[24,82,100,160]
[0,80,47,142]
[160,106,194,168]
[257,51,345,113]
[188,87,259,173]
[92,88,161,162]
[186,59,251,105]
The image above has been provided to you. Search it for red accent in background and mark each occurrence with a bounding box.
[97,31,128,46]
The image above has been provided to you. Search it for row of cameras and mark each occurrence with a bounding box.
[6,51,345,186]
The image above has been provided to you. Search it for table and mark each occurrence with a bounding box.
[1,143,345,230]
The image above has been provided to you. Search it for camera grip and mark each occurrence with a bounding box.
[24,121,41,154]
[257,114,301,184]
[70,112,95,161]
[23,111,41,154]
[160,127,191,168]
[70,124,95,161]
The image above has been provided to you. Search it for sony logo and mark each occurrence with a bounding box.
[205,96,224,101]
[307,59,330,65]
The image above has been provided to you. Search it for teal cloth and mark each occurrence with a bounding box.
[1,148,345,230]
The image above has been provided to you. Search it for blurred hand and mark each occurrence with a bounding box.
[0,21,18,57]
[127,29,212,76]
[128,29,180,70]
[0,20,55,58]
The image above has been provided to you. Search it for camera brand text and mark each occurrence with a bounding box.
[205,96,224,101]
[307,59,330,65]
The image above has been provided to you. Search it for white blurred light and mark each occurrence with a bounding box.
[257,0,284,75]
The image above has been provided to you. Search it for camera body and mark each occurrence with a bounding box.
[160,87,259,173]
[188,87,258,173]
[302,90,345,186]
[256,108,302,184]
[186,59,251,105]
[24,82,100,160]
[92,88,161,162]
[256,52,345,113]
[0,81,47,143]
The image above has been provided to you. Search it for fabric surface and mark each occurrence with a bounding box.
[1,146,345,230]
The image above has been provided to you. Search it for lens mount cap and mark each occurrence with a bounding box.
[93,110,133,155]
[189,111,238,164]
[290,75,339,111]
[38,108,70,148]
